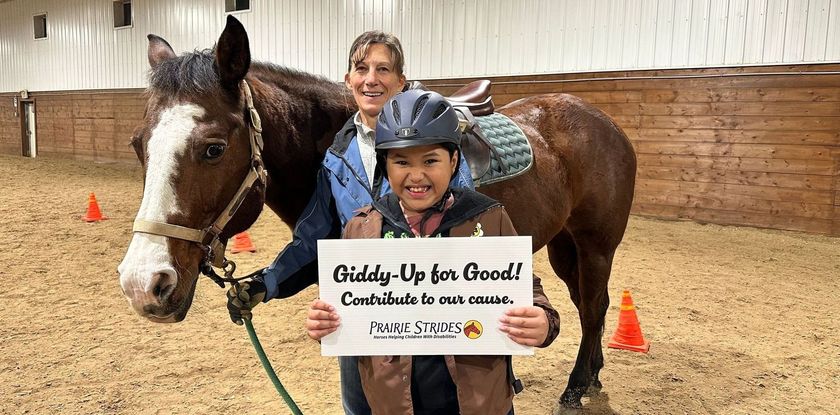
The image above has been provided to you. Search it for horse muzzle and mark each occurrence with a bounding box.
[119,267,180,321]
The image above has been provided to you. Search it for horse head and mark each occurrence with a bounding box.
[118,16,266,322]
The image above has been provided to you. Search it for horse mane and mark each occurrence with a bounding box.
[147,48,352,113]
[148,48,220,97]
[250,61,352,112]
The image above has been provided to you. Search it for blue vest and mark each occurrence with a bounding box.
[323,137,391,226]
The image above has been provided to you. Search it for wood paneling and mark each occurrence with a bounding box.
[635,154,834,175]
[425,63,840,235]
[631,203,834,235]
[639,115,840,130]
[632,142,832,160]
[0,90,142,162]
[0,93,21,154]
[639,102,840,116]
[625,128,840,146]
[1,63,838,235]
[643,87,840,103]
[636,165,834,190]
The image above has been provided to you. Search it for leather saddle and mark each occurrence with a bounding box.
[404,79,494,116]
[404,80,501,183]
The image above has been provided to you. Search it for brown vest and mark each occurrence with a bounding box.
[342,204,559,415]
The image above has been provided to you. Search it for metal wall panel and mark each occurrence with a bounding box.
[803,0,831,60]
[2,0,839,93]
[829,0,840,58]
[623,0,645,68]
[636,0,658,68]
[590,0,609,70]
[605,0,629,69]
[725,0,749,64]
[764,0,788,62]
[670,2,693,66]
[653,0,675,67]
[706,0,730,64]
[688,0,712,65]
[743,0,768,62]
[783,0,809,61]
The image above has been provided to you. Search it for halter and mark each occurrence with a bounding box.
[131,79,267,287]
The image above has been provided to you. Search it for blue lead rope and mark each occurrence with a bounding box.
[244,319,304,414]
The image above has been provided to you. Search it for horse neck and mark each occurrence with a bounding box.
[247,65,356,225]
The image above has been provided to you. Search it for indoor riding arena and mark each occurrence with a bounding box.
[1,1,838,414]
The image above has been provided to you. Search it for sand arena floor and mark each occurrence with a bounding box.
[0,154,837,414]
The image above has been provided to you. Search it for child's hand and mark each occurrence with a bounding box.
[499,306,549,346]
[305,299,341,341]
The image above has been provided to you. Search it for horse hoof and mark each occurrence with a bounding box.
[585,379,603,396]
[559,388,585,410]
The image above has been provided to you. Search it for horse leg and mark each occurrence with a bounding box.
[557,234,614,409]
[586,270,611,395]
[547,228,580,306]
[547,229,587,409]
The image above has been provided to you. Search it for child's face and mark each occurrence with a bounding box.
[385,144,458,216]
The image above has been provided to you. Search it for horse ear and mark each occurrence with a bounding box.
[216,15,251,90]
[147,34,176,68]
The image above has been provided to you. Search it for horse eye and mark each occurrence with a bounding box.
[204,144,226,159]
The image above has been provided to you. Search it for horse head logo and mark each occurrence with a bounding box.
[463,320,483,339]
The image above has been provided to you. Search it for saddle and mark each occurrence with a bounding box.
[405,80,501,183]
[404,79,494,116]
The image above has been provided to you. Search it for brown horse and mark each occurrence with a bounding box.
[118,16,636,409]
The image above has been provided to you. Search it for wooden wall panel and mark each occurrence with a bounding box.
[0,63,837,236]
[0,93,21,154]
[0,90,142,163]
[424,63,840,236]
[834,150,840,236]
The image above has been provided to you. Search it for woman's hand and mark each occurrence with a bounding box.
[226,280,266,325]
[499,306,549,346]
[305,299,341,341]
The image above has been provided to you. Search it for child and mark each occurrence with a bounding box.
[306,90,560,415]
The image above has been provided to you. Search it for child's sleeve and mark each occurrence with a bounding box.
[532,275,561,348]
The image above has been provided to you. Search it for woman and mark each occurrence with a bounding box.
[227,32,473,415]
[306,90,561,414]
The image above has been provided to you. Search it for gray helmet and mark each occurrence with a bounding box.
[375,89,460,150]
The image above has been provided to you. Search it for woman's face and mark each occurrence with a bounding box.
[385,144,458,216]
[345,44,406,128]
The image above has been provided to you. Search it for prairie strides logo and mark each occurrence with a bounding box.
[463,320,483,339]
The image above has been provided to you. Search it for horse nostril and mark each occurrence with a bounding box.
[159,284,175,302]
[150,271,176,304]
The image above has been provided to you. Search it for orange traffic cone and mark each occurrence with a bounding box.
[83,192,107,222]
[608,290,650,353]
[231,231,256,253]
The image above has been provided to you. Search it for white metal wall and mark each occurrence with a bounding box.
[1,0,839,93]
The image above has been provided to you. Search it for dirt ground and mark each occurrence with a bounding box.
[0,154,838,415]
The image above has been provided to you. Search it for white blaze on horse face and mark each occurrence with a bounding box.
[118,104,206,310]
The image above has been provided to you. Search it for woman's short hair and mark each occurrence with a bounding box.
[347,31,405,77]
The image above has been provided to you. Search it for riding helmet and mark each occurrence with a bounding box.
[375,89,460,150]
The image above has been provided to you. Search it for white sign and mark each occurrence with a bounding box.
[317,236,533,356]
